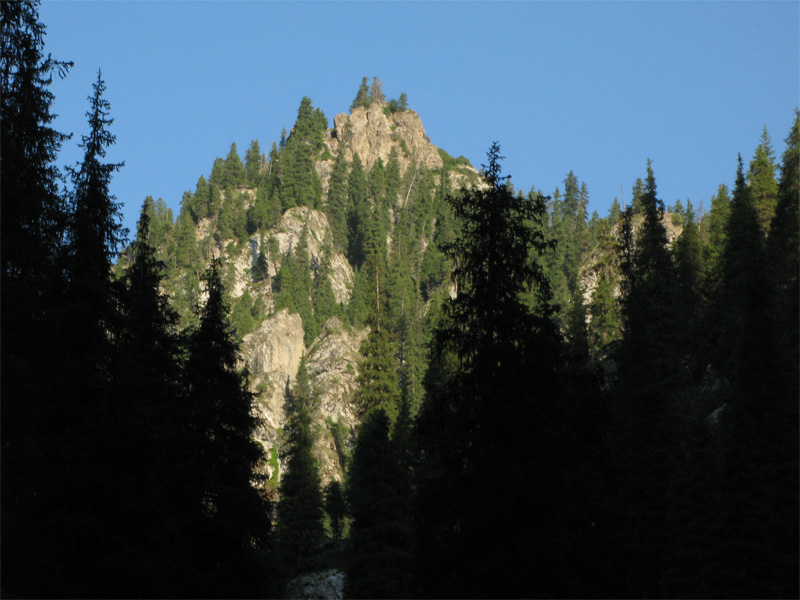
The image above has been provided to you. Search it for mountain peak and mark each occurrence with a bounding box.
[326,102,443,176]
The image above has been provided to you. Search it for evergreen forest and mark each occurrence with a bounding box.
[2,3,798,598]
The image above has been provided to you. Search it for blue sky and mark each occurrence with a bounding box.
[39,1,799,239]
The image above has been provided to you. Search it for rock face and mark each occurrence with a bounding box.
[306,317,368,483]
[241,309,306,445]
[270,207,353,304]
[240,311,366,485]
[285,569,345,600]
[178,100,458,487]
[328,103,443,177]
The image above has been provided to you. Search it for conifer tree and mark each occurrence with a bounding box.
[279,97,324,209]
[244,139,262,185]
[209,156,225,189]
[346,409,412,599]
[275,358,325,577]
[43,71,129,596]
[1,2,73,593]
[183,261,271,597]
[347,153,371,268]
[369,76,385,104]
[712,154,796,598]
[324,152,350,252]
[112,206,191,596]
[323,480,347,541]
[275,230,317,345]
[415,144,568,597]
[611,159,680,598]
[353,310,400,423]
[312,251,339,325]
[767,110,799,375]
[588,271,620,357]
[673,205,704,380]
[747,125,779,234]
[223,141,246,189]
[351,76,370,110]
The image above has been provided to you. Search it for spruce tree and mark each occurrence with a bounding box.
[183,261,271,597]
[588,271,620,357]
[415,144,568,597]
[1,2,73,593]
[351,76,370,110]
[353,311,400,423]
[112,206,191,596]
[611,159,680,598]
[324,152,350,253]
[712,154,795,598]
[323,480,347,541]
[346,409,412,599]
[275,359,325,577]
[279,97,324,209]
[747,125,779,235]
[244,139,262,185]
[223,141,246,189]
[673,205,704,380]
[347,153,371,268]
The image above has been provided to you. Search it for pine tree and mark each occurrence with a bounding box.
[183,261,271,597]
[275,358,325,577]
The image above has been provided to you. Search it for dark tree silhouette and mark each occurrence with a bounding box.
[346,409,412,599]
[183,261,271,598]
[1,2,73,595]
[415,143,576,598]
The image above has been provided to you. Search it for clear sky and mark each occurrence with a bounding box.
[39,0,799,239]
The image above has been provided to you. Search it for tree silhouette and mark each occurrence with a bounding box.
[183,261,271,597]
[1,2,73,594]
[346,409,412,599]
[415,143,570,597]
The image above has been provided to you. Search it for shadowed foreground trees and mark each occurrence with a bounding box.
[414,144,598,598]
[2,5,797,594]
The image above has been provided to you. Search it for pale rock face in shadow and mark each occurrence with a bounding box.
[241,311,367,486]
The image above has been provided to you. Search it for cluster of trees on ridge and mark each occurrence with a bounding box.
[3,3,798,598]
